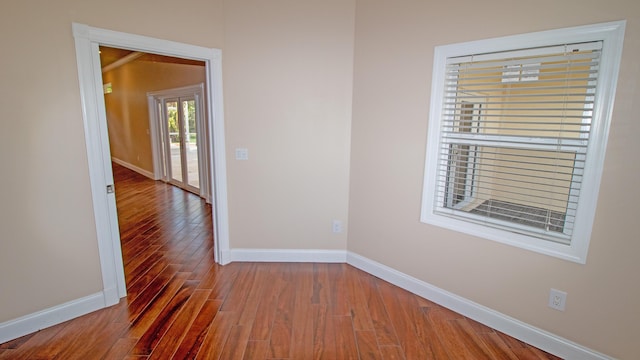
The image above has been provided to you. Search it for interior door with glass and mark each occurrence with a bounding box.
[163,96,201,194]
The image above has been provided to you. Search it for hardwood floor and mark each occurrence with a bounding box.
[0,163,562,359]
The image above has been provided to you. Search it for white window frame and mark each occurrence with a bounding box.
[420,21,625,263]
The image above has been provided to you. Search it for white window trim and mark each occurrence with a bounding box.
[420,21,626,264]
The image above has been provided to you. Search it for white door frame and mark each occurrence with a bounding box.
[72,23,231,307]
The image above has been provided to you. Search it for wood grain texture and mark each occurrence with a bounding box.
[0,163,562,359]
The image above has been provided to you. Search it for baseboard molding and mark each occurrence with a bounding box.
[0,291,107,344]
[111,157,156,180]
[226,248,347,263]
[0,249,612,359]
[346,251,612,360]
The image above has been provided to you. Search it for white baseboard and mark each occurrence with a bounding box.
[0,249,613,359]
[346,251,612,360]
[111,157,156,180]
[0,291,108,344]
[226,248,347,263]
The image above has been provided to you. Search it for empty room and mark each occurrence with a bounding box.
[1,1,639,359]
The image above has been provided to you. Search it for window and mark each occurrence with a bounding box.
[421,21,625,263]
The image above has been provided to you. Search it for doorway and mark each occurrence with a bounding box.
[72,23,230,307]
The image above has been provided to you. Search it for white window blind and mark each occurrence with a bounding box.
[421,21,626,263]
[434,42,602,244]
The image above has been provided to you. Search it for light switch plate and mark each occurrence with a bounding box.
[235,148,249,160]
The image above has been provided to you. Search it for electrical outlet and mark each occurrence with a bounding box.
[332,220,342,233]
[548,288,567,311]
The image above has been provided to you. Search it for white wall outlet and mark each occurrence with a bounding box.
[548,288,567,311]
[235,148,249,160]
[332,220,342,233]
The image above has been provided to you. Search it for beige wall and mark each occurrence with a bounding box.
[2,0,639,358]
[348,0,640,358]
[103,60,206,172]
[223,0,355,250]
[0,0,353,324]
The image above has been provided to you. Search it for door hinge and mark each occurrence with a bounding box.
[106,184,115,194]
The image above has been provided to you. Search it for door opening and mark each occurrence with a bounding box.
[72,23,230,307]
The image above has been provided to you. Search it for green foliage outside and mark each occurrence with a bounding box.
[167,104,178,133]
[167,100,197,144]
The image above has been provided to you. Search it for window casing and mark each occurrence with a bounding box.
[421,22,625,263]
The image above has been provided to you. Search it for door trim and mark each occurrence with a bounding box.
[72,23,231,306]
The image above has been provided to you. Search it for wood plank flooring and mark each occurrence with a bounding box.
[0,163,562,359]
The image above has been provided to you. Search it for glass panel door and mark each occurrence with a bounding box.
[163,96,200,194]
[182,99,199,189]
[165,100,183,184]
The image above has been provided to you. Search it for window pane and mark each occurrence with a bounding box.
[436,43,600,241]
[439,145,578,235]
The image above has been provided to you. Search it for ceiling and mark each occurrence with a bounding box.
[99,46,205,69]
